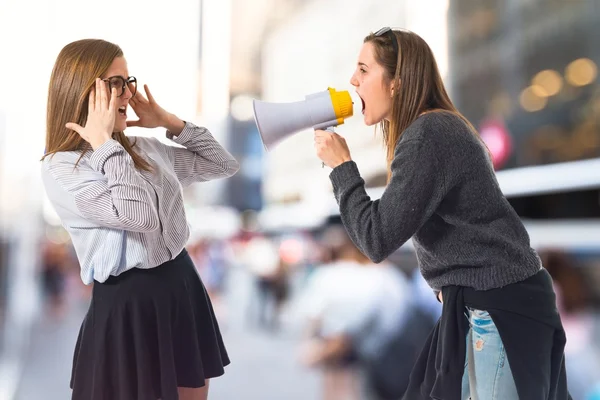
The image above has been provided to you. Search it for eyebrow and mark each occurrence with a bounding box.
[358,62,369,68]
[104,73,129,78]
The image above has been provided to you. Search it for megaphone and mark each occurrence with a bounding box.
[252,88,356,151]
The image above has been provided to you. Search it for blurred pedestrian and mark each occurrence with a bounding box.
[40,240,70,318]
[297,224,413,400]
[542,250,600,400]
[243,233,285,330]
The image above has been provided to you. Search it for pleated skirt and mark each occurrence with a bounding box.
[70,249,230,400]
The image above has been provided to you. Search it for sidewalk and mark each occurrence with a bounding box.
[13,301,86,400]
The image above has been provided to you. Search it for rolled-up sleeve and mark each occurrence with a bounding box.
[164,122,240,187]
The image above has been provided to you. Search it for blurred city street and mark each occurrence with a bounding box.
[1,0,600,400]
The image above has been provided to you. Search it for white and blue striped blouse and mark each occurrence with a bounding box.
[41,122,239,284]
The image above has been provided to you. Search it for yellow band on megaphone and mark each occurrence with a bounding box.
[328,88,353,123]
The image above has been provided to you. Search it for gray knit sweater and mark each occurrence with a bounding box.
[330,111,542,291]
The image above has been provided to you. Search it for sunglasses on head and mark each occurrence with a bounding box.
[374,27,399,58]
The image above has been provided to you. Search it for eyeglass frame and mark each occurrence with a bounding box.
[374,27,399,60]
[101,75,137,98]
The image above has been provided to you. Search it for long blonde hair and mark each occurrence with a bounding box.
[364,30,483,180]
[41,39,151,171]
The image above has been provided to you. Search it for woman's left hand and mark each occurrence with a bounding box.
[127,84,185,134]
[314,129,352,169]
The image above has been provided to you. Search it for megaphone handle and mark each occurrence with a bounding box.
[321,126,335,168]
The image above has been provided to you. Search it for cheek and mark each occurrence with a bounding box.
[365,79,387,105]
[362,85,391,125]
[376,88,392,112]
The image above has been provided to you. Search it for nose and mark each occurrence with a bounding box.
[123,84,134,100]
[350,72,359,88]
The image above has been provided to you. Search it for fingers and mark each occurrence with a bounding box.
[99,78,108,109]
[132,88,148,104]
[108,87,117,113]
[314,129,329,144]
[88,87,95,113]
[314,129,329,138]
[314,137,326,153]
[95,79,102,110]
[314,129,341,144]
[128,81,136,98]
[128,95,137,111]
[314,129,343,140]
[65,122,83,135]
[314,128,349,166]
[144,84,156,104]
[126,119,142,127]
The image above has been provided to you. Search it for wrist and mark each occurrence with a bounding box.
[90,135,111,150]
[164,113,185,135]
[333,157,352,168]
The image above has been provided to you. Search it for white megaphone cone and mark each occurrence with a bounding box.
[252,88,357,151]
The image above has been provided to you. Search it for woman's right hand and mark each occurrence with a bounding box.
[66,78,116,150]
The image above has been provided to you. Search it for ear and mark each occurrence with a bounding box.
[390,78,400,97]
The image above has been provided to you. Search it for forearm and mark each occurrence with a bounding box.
[166,122,240,184]
[81,140,160,231]
[162,113,185,136]
[330,139,445,263]
[330,162,413,262]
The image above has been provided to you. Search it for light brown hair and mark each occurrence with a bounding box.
[41,39,151,171]
[365,30,484,179]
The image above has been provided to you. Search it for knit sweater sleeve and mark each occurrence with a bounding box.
[329,137,447,263]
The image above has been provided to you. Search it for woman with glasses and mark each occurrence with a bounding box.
[314,28,571,399]
[41,39,238,400]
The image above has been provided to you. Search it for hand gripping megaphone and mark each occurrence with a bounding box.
[252,88,355,151]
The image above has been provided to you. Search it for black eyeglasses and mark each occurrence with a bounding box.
[102,75,137,97]
[374,27,399,59]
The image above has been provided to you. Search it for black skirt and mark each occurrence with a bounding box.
[70,249,230,400]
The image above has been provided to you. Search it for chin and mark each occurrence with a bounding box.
[113,124,126,133]
[363,115,380,127]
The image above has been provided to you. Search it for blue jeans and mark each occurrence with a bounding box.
[461,307,519,400]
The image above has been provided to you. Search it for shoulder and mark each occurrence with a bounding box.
[41,151,104,188]
[127,135,158,148]
[127,135,154,144]
[129,135,167,153]
[403,110,476,144]
[397,110,487,163]
[42,151,86,173]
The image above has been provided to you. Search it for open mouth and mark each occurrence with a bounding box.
[358,94,365,114]
[118,106,127,117]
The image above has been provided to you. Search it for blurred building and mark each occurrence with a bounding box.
[448,0,600,219]
[449,0,599,171]
[212,0,308,212]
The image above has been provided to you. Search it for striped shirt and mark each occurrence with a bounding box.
[41,122,239,284]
